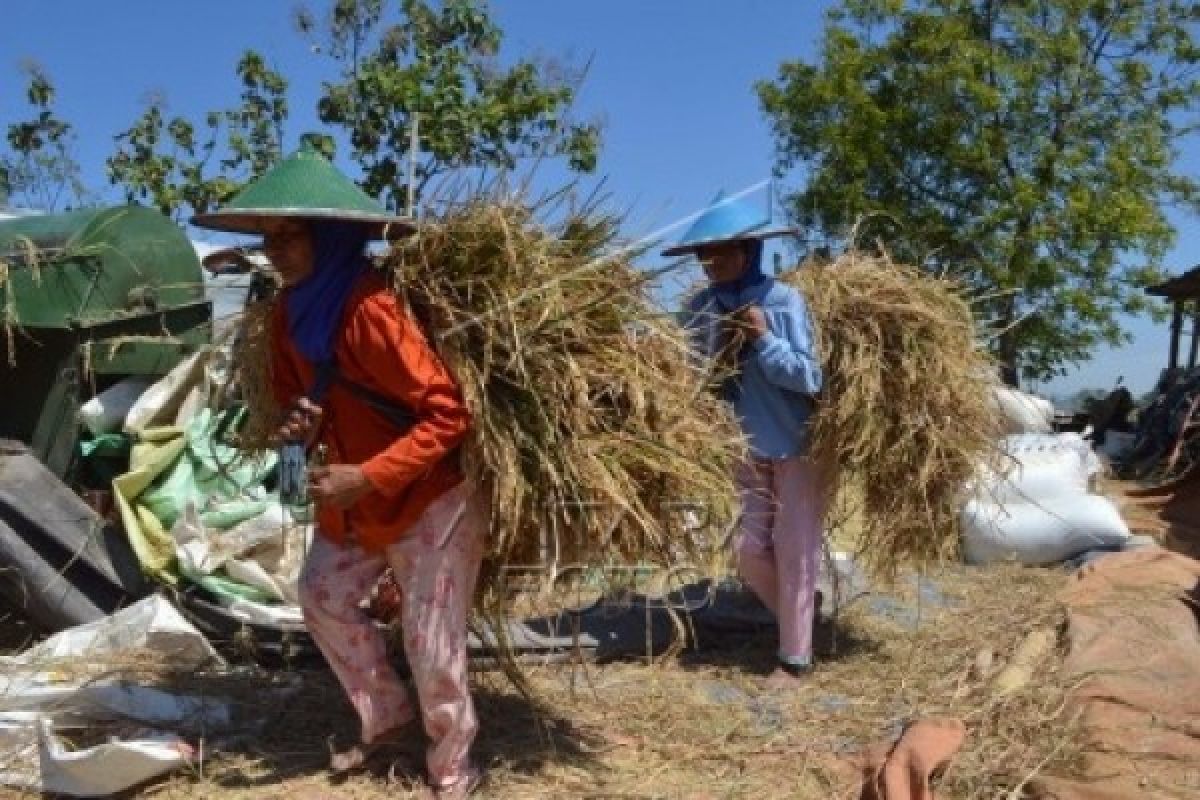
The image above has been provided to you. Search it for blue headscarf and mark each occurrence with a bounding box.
[284,221,371,364]
[711,240,772,312]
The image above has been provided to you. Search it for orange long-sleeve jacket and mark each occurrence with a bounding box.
[269,273,470,551]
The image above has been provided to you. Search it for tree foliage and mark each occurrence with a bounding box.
[97,0,598,220]
[297,0,600,210]
[1,63,87,211]
[758,0,1200,382]
[106,51,289,219]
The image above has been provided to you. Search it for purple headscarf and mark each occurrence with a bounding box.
[283,221,371,364]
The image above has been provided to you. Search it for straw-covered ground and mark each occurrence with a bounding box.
[0,562,1081,800]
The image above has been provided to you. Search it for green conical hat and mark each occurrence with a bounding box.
[191,145,414,239]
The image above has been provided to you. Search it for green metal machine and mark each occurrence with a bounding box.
[0,206,212,476]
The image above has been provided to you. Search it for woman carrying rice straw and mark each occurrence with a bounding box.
[194,145,486,798]
[672,191,830,689]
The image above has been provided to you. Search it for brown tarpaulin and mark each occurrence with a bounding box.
[1118,467,1200,558]
[1031,548,1200,799]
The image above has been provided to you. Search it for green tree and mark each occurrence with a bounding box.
[296,0,600,210]
[106,50,289,220]
[1,63,87,211]
[758,0,1200,384]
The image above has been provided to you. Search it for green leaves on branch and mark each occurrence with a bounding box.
[1,63,87,211]
[307,0,599,209]
[101,0,599,219]
[106,51,288,220]
[759,0,1200,382]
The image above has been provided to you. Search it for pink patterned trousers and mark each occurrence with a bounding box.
[734,454,830,667]
[299,481,485,788]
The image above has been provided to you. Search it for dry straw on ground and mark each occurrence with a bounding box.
[81,564,1079,800]
[786,251,1002,575]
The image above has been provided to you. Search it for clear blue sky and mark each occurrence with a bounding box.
[3,0,1196,398]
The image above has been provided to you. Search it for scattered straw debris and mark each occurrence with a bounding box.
[0,259,16,368]
[71,563,1078,800]
[786,252,1002,576]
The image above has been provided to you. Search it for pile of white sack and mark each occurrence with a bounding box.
[961,433,1134,565]
[991,386,1056,435]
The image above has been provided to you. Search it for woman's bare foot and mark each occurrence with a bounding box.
[764,664,811,691]
[328,715,418,773]
[416,766,484,799]
[330,739,388,773]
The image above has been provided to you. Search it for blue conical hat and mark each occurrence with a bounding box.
[662,190,795,256]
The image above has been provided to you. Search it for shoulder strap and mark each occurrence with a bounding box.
[307,358,417,434]
[338,376,418,433]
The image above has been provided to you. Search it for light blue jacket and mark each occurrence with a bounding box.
[685,278,823,460]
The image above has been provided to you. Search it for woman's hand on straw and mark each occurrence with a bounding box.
[275,397,324,446]
[309,464,373,509]
[732,306,769,341]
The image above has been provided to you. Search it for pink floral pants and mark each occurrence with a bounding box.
[299,481,485,788]
[734,454,830,667]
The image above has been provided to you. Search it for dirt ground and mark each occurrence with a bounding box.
[0,561,1081,800]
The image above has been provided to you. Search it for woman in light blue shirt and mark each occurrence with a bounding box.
[673,191,831,688]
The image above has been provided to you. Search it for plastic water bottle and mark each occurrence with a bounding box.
[278,440,308,506]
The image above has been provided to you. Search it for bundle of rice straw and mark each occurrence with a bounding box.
[389,199,744,583]
[785,250,1001,574]
[234,195,745,593]
[234,301,278,448]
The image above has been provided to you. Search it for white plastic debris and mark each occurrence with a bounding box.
[0,716,193,797]
[0,596,227,796]
[220,597,307,629]
[78,377,153,436]
[172,503,310,605]
[1,595,218,676]
[123,350,209,434]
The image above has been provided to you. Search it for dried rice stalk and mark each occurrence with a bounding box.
[785,250,1002,575]
[0,237,36,367]
[231,300,280,450]
[18,235,42,286]
[0,259,14,367]
[0,234,96,368]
